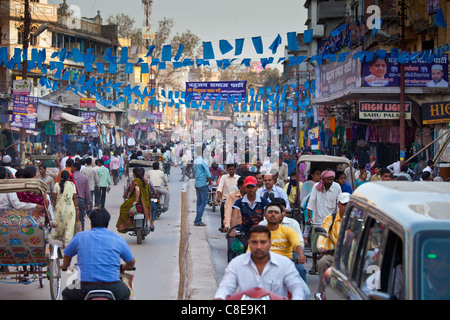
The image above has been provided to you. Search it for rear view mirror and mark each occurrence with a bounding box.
[315,227,329,238]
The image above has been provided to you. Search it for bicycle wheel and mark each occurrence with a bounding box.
[48,257,61,300]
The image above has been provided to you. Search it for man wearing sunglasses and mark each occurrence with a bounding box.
[256,173,291,212]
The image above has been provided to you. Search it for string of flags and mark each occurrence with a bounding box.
[0,8,447,112]
[33,37,450,111]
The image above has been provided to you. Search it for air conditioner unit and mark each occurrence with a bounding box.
[313,25,324,38]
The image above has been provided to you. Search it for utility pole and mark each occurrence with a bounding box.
[20,0,31,162]
[399,0,406,161]
[142,0,154,113]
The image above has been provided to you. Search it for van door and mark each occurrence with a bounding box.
[329,205,367,299]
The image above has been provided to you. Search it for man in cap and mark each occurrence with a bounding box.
[306,170,341,275]
[1,155,16,178]
[426,64,448,87]
[314,192,350,300]
[231,176,270,251]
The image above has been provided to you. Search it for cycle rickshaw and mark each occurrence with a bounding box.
[0,179,62,300]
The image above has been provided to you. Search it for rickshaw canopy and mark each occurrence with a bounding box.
[0,179,48,195]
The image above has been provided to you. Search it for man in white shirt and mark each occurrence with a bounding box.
[0,167,44,211]
[256,174,291,212]
[306,170,341,275]
[1,155,17,178]
[387,160,402,176]
[216,164,240,232]
[214,224,309,300]
[270,157,289,186]
[423,160,434,177]
[147,162,169,212]
[80,157,99,214]
[426,64,449,88]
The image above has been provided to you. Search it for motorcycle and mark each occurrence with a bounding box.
[65,264,136,300]
[129,203,151,245]
[207,181,217,212]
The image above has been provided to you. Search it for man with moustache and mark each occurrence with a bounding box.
[214,224,309,300]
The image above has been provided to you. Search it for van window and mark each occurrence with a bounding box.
[419,235,450,300]
[357,218,385,296]
[354,218,405,299]
[337,206,366,278]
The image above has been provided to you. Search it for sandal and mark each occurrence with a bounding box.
[308,265,317,275]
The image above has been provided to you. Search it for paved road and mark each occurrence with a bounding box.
[0,168,183,300]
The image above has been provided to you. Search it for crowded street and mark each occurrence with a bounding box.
[0,0,449,306]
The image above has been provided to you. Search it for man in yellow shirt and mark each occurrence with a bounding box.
[284,171,302,209]
[314,192,350,300]
[260,202,306,267]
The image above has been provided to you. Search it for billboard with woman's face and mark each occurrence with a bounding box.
[363,54,448,87]
[11,95,38,130]
[81,111,97,134]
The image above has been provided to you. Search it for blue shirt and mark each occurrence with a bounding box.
[284,159,296,175]
[232,195,270,232]
[341,180,353,194]
[193,156,211,188]
[64,228,134,282]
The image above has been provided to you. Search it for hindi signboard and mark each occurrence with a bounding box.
[80,97,96,108]
[11,95,38,130]
[186,81,247,102]
[314,47,362,102]
[363,54,448,88]
[12,80,32,96]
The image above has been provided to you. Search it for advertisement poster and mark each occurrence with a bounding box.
[11,95,38,130]
[314,47,362,102]
[145,112,163,122]
[80,112,97,134]
[363,54,448,88]
[186,81,247,102]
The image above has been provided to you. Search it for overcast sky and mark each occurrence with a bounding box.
[49,0,308,63]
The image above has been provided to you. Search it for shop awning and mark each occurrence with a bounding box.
[61,112,84,124]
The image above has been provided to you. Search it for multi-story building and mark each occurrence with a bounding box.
[0,0,58,95]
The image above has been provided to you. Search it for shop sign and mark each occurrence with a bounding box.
[422,101,450,124]
[359,101,411,119]
[80,97,96,108]
[12,80,32,96]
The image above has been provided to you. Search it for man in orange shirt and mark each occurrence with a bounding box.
[55,158,74,183]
